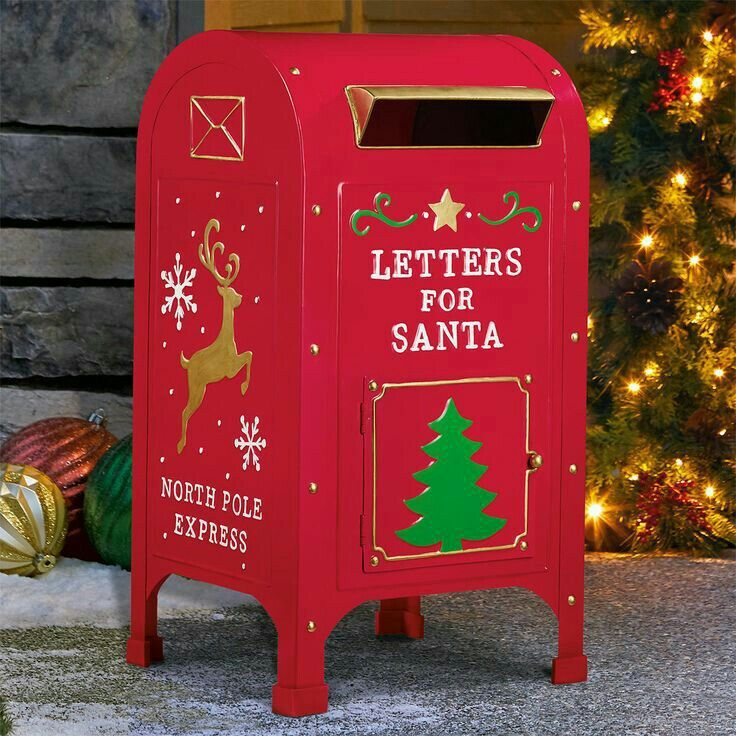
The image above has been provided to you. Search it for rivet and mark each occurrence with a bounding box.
[310,343,320,356]
[528,453,543,469]
[312,204,322,216]
[289,67,300,76]
[524,374,533,384]
[368,380,378,391]
[551,69,562,77]
[570,332,580,343]
[568,595,576,606]
[572,200,582,211]
[307,620,316,632]
[370,555,379,567]
[308,482,318,494]
[569,464,578,474]
[520,541,528,551]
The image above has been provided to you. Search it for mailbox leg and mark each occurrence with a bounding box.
[126,577,165,667]
[375,596,424,639]
[272,625,329,717]
[551,605,587,684]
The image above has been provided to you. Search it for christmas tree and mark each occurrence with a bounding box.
[579,1,736,554]
[396,398,506,553]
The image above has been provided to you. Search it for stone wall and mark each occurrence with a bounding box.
[0,0,177,441]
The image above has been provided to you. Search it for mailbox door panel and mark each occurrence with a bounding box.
[337,181,558,585]
[366,378,535,572]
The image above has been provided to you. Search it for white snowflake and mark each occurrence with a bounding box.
[234,415,267,472]
[160,252,197,330]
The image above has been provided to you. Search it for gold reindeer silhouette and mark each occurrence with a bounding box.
[178,219,252,453]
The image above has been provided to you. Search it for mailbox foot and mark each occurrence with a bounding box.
[376,596,424,639]
[272,624,329,716]
[272,683,329,717]
[551,654,588,684]
[126,635,164,667]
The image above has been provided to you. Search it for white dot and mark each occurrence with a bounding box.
[258,205,264,214]
[225,472,230,480]
[216,191,221,199]
[200,326,205,334]
[240,224,245,231]
[169,388,174,396]
[422,211,429,219]
[160,456,165,463]
[254,296,260,304]
[241,562,246,570]
[465,211,472,218]
[175,197,181,204]
[199,447,204,455]
[162,341,167,348]
[163,532,167,539]
[191,230,195,237]
[217,419,222,427]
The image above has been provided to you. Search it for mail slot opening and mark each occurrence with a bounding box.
[346,86,554,148]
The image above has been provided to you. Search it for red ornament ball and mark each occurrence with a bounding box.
[0,410,117,560]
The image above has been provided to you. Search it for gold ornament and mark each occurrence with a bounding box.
[0,463,67,576]
[429,188,465,232]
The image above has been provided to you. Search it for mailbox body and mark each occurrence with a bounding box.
[129,31,589,717]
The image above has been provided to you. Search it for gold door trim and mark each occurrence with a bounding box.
[345,86,555,149]
[371,376,535,563]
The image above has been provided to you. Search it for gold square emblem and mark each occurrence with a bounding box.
[190,96,244,161]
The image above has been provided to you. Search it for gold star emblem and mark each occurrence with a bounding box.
[429,188,465,232]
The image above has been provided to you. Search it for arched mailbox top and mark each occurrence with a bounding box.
[140,30,587,167]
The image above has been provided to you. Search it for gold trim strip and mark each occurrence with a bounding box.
[345,86,555,149]
[370,376,533,563]
[352,86,556,101]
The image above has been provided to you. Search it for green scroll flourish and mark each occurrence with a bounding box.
[351,192,418,237]
[478,191,543,233]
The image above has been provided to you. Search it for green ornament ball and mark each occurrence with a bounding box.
[84,434,132,570]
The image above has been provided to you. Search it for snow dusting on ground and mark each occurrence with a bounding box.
[0,558,253,629]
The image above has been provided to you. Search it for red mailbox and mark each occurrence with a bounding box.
[127,31,589,717]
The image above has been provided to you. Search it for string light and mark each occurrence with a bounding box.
[627,381,641,394]
[713,368,724,378]
[674,458,683,467]
[628,473,640,481]
[587,502,604,519]
[691,91,703,104]
[704,485,715,498]
[718,428,727,436]
[672,171,688,188]
[640,234,654,248]
[644,363,658,377]
[589,109,614,133]
[691,76,704,90]
[688,254,701,267]
[703,30,714,43]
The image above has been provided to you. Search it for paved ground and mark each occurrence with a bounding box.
[1,554,734,735]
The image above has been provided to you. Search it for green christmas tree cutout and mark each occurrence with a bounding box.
[396,398,507,553]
